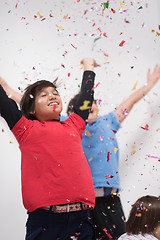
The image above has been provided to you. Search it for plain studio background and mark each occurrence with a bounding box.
[0,0,160,239]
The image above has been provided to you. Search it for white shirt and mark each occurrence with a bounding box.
[118,233,158,240]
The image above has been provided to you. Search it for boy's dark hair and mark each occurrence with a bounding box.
[67,93,97,115]
[126,195,160,234]
[20,80,57,120]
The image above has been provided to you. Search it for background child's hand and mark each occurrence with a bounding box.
[147,64,160,86]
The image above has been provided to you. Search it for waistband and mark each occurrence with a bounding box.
[94,187,118,197]
[40,202,91,213]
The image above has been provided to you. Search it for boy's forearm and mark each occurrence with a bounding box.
[0,84,22,129]
[73,71,95,121]
[3,85,22,104]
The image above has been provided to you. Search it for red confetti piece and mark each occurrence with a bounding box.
[107,152,111,162]
[112,130,117,134]
[77,0,80,2]
[21,17,26,20]
[34,15,37,18]
[119,40,125,46]
[32,67,35,70]
[103,32,107,37]
[106,181,110,185]
[103,228,112,239]
[41,18,46,21]
[71,44,77,49]
[92,23,95,27]
[61,64,65,68]
[49,14,53,17]
[68,73,70,77]
[15,3,18,8]
[111,8,116,13]
[105,175,113,179]
[159,25,160,30]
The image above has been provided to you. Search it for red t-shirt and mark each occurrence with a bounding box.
[12,113,95,212]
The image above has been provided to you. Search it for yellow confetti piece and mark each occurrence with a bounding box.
[151,30,155,32]
[56,25,63,29]
[113,192,117,196]
[131,80,138,91]
[10,141,13,143]
[114,148,119,154]
[107,124,110,127]
[120,2,126,5]
[37,12,41,16]
[131,149,136,155]
[136,213,141,217]
[85,130,91,137]
[79,100,90,110]
[156,32,160,36]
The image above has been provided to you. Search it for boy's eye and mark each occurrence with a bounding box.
[41,94,47,97]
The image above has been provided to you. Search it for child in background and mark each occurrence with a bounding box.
[118,195,160,240]
[67,64,160,240]
[0,58,99,240]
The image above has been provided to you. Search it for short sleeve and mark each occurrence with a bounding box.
[103,111,121,133]
[65,113,86,137]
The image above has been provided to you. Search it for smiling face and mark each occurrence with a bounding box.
[31,86,63,121]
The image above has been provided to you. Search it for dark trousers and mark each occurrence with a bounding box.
[25,208,95,240]
[89,195,126,240]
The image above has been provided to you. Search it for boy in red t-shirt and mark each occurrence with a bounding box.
[0,58,100,240]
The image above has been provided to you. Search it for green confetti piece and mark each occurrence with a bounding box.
[138,6,143,9]
[93,37,101,43]
[102,212,107,216]
[103,2,109,9]
[8,10,11,13]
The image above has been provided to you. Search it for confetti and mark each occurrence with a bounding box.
[71,44,77,49]
[114,148,118,154]
[119,40,125,47]
[103,2,109,9]
[85,130,91,137]
[131,80,138,91]
[79,100,90,110]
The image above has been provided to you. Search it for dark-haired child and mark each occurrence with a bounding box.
[0,58,99,240]
[118,195,160,240]
[66,64,160,240]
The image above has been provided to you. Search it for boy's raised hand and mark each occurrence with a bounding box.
[81,58,100,71]
[147,64,160,86]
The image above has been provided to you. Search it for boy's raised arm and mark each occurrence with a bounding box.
[0,83,22,129]
[114,64,160,123]
[73,58,100,121]
[0,77,22,104]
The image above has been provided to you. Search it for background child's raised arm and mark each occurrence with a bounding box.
[114,64,160,123]
[0,77,22,104]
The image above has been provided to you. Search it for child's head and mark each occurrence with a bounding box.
[67,93,98,123]
[126,195,160,237]
[20,80,62,121]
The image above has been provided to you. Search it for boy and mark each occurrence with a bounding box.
[67,64,160,240]
[0,58,99,240]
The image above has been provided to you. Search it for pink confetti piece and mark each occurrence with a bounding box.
[71,44,77,49]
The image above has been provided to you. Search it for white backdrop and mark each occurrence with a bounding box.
[0,0,160,239]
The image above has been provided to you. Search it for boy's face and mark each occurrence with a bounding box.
[31,86,62,121]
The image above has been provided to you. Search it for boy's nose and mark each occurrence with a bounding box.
[49,93,55,99]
